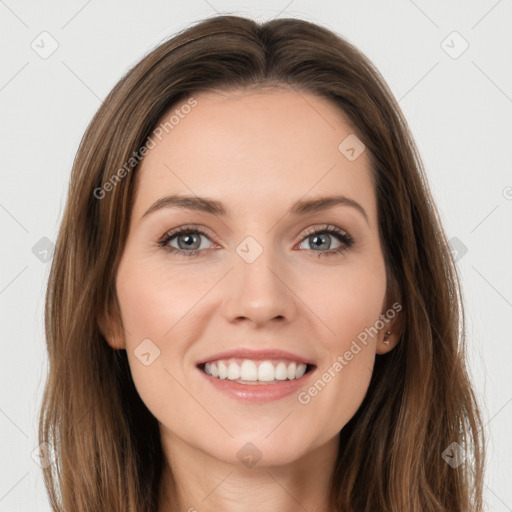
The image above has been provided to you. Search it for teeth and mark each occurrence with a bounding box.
[202,359,308,382]
[218,361,228,379]
[275,362,288,380]
[240,360,258,380]
[257,361,275,381]
[296,364,306,379]
[287,362,297,380]
[227,362,240,380]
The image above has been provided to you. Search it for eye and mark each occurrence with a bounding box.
[296,225,355,257]
[157,225,215,257]
[157,224,355,258]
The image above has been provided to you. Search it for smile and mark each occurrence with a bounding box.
[199,358,313,384]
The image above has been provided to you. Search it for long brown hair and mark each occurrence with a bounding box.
[39,14,486,511]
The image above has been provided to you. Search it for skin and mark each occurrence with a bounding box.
[103,87,399,512]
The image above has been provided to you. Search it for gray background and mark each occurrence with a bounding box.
[1,0,511,510]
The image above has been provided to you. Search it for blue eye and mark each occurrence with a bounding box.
[157,224,355,258]
[158,225,213,257]
[298,225,354,257]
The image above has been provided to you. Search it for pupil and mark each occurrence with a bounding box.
[180,234,199,249]
[311,233,330,250]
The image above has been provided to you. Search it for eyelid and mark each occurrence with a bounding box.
[294,224,355,253]
[161,224,218,242]
[157,223,355,257]
[157,224,219,256]
[299,223,351,240]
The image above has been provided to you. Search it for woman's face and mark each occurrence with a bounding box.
[107,88,394,467]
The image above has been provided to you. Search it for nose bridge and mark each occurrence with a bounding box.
[223,235,295,325]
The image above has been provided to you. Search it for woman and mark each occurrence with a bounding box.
[39,14,486,512]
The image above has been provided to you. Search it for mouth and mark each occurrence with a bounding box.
[197,358,316,385]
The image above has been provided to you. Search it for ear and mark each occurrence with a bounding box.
[97,301,126,350]
[376,292,404,355]
[376,327,401,355]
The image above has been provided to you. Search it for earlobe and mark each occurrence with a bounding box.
[377,330,400,354]
[97,309,126,350]
[376,298,404,354]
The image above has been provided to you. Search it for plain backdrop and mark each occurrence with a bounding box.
[0,1,511,510]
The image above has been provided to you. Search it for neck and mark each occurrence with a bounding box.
[157,430,339,512]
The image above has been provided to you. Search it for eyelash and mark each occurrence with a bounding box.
[157,224,355,258]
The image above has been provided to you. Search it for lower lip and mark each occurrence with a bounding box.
[197,366,316,402]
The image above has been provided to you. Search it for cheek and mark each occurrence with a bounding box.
[293,258,385,424]
[296,258,387,353]
[116,258,206,338]
[312,346,375,437]
[115,260,205,427]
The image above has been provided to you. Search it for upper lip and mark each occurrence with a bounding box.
[196,348,315,366]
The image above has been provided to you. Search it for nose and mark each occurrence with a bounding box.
[221,247,298,328]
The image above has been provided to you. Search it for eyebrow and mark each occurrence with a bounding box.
[142,194,369,225]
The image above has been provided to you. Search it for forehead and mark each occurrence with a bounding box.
[133,88,377,224]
